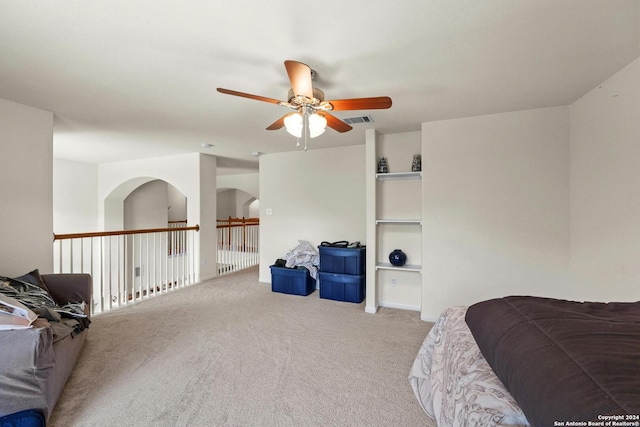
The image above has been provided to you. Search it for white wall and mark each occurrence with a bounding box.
[124,180,169,229]
[217,188,256,219]
[0,98,54,276]
[216,189,235,219]
[235,190,256,218]
[259,145,366,283]
[199,154,218,279]
[167,183,187,221]
[217,173,259,199]
[53,158,99,234]
[99,154,201,228]
[217,172,260,219]
[248,199,260,218]
[421,106,571,319]
[570,57,640,302]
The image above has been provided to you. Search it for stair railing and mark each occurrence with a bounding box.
[216,217,259,275]
[53,224,199,314]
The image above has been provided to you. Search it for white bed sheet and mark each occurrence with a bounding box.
[408,306,530,427]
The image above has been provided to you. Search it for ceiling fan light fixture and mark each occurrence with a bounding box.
[284,113,302,137]
[284,112,326,138]
[308,113,327,137]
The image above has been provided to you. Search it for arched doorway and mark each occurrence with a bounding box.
[216,188,259,220]
[124,180,187,229]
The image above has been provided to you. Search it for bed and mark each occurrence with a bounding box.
[409,296,640,427]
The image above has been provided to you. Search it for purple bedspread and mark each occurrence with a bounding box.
[465,296,640,427]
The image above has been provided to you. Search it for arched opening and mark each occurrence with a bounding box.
[123,181,187,229]
[216,188,259,220]
[103,178,192,301]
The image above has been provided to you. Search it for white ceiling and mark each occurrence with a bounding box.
[1,1,638,174]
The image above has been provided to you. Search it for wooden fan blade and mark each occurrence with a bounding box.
[217,88,283,104]
[324,113,353,133]
[327,96,392,111]
[266,114,292,130]
[284,60,314,99]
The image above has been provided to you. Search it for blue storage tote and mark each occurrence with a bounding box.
[318,272,366,303]
[318,246,366,275]
[270,266,316,296]
[0,410,45,427]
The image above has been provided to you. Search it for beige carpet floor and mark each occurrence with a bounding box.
[49,266,435,427]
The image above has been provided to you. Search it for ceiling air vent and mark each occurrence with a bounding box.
[343,115,374,125]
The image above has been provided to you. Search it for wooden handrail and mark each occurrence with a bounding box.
[216,217,259,230]
[217,217,259,223]
[54,225,200,241]
[216,223,259,229]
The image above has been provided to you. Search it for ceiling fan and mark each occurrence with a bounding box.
[217,60,392,149]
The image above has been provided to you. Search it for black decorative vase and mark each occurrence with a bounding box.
[412,154,422,172]
[377,157,389,173]
[389,249,407,266]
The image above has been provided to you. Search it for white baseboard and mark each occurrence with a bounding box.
[379,301,421,312]
[420,313,440,323]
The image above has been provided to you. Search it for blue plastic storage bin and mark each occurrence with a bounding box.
[318,246,366,275]
[0,410,45,427]
[270,266,316,296]
[318,272,366,303]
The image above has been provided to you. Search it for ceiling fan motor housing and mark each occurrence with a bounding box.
[287,88,325,106]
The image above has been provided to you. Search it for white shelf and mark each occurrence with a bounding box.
[376,262,422,272]
[376,171,421,180]
[376,219,422,225]
[367,132,423,314]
